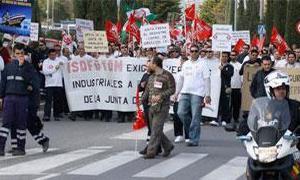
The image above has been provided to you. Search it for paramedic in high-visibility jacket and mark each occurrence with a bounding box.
[0,44,35,156]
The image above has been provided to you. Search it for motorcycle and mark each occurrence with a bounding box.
[237,97,299,180]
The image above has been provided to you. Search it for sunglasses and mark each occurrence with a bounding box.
[190,50,199,53]
[15,52,24,55]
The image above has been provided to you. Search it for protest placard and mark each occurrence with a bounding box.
[75,18,94,42]
[30,22,39,41]
[83,31,109,53]
[212,24,232,52]
[141,23,171,48]
[231,30,250,45]
[277,68,300,102]
[241,64,261,111]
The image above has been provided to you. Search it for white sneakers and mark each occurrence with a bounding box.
[221,121,227,127]
[209,120,219,126]
[174,136,185,143]
[185,139,190,143]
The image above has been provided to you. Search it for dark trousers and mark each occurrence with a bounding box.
[118,111,135,122]
[218,90,232,123]
[0,95,29,151]
[147,105,173,155]
[230,89,241,122]
[143,104,151,136]
[44,87,63,118]
[173,102,188,138]
[11,102,48,149]
[61,86,69,114]
[100,110,112,121]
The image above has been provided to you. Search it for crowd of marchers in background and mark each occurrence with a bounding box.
[0,36,300,156]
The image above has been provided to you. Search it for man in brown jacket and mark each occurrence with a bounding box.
[142,56,176,159]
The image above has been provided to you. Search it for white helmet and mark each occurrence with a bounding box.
[264,70,290,99]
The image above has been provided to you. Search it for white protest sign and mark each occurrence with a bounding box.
[141,23,171,48]
[63,57,148,112]
[83,31,109,53]
[212,24,232,52]
[30,22,39,42]
[202,59,221,118]
[231,30,250,45]
[163,58,181,114]
[75,18,94,42]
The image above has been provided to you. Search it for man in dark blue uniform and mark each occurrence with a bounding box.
[0,44,35,156]
[10,61,50,153]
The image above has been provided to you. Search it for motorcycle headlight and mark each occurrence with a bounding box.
[255,146,278,163]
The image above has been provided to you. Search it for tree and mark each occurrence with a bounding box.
[284,0,300,46]
[236,0,247,30]
[272,0,287,35]
[264,0,274,43]
[199,0,217,24]
[244,0,259,34]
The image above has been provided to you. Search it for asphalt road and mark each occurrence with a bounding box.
[0,115,247,180]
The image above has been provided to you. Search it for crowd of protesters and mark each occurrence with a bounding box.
[0,34,300,156]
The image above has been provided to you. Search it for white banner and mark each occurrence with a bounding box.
[212,24,232,52]
[202,60,221,118]
[141,23,171,48]
[63,57,148,112]
[231,30,250,45]
[30,22,39,42]
[75,18,94,42]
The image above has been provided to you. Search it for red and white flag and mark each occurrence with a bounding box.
[270,27,289,55]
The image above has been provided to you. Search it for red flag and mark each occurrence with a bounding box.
[170,27,182,40]
[132,88,146,130]
[193,17,212,41]
[185,4,195,21]
[251,34,265,51]
[126,14,141,43]
[105,20,121,43]
[270,27,289,55]
[62,31,72,45]
[234,39,246,54]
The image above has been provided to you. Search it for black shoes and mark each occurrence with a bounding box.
[139,146,147,155]
[0,150,4,156]
[224,122,237,132]
[162,145,174,157]
[54,117,61,121]
[12,149,26,156]
[143,153,156,159]
[139,146,162,155]
[42,138,50,152]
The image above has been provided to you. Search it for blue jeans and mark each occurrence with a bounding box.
[178,94,203,145]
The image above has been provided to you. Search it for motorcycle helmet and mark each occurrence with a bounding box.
[264,70,290,99]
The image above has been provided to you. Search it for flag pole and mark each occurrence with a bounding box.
[184,2,188,54]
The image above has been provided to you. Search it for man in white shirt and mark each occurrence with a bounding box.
[73,45,93,61]
[176,45,211,146]
[42,49,64,121]
[275,51,300,68]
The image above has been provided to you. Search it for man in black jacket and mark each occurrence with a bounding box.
[219,52,234,126]
[250,56,275,98]
[0,44,35,156]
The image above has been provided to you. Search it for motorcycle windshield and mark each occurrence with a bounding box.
[247,97,291,132]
